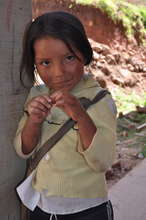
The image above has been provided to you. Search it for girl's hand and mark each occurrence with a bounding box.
[50,91,85,121]
[25,94,52,123]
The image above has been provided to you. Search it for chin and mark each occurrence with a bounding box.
[51,83,75,92]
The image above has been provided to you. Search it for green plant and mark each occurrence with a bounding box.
[96,0,117,20]
[75,0,146,43]
[141,145,146,157]
[139,7,146,27]
[117,1,146,40]
[75,0,94,5]
[134,113,146,122]
[112,88,146,114]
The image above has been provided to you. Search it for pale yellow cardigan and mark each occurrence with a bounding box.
[14,76,117,198]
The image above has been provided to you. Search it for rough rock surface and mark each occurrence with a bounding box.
[86,39,146,94]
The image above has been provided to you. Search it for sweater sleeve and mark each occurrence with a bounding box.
[77,94,117,172]
[13,87,42,159]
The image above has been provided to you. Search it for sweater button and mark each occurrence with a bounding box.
[44,153,50,161]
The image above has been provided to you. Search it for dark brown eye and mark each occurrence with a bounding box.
[66,55,75,61]
[41,60,50,66]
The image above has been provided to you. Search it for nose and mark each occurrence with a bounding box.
[53,62,65,79]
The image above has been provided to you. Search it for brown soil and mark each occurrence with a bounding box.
[33,0,128,46]
[107,109,146,188]
[32,0,146,187]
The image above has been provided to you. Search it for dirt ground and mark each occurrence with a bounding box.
[107,112,146,188]
[32,0,146,187]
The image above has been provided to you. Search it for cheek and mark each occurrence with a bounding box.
[70,60,84,71]
[74,63,84,78]
[37,71,50,84]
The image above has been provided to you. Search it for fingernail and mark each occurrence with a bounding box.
[52,101,56,106]
[48,98,52,103]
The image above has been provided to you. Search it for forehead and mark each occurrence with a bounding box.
[34,36,72,58]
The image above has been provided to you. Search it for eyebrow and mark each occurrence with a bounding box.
[35,58,51,61]
[35,52,76,61]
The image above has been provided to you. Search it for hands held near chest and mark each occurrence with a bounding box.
[26,95,52,124]
[24,90,96,153]
[50,90,85,121]
[26,90,85,123]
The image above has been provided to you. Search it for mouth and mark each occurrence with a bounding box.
[50,80,74,91]
[52,77,73,83]
[50,78,73,86]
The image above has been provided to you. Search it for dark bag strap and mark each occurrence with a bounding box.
[28,89,110,174]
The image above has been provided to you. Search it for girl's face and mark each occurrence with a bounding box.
[34,36,85,92]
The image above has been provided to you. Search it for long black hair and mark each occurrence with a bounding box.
[20,11,93,86]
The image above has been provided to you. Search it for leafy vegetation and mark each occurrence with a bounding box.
[75,0,146,43]
[140,7,146,27]
[112,88,146,114]
[141,145,146,157]
[114,88,146,157]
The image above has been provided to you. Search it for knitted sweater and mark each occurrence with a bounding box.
[14,76,117,198]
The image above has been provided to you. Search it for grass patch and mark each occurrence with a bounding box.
[115,88,146,153]
[139,7,146,27]
[112,88,146,114]
[117,2,146,41]
[141,145,146,157]
[133,113,146,122]
[75,0,146,43]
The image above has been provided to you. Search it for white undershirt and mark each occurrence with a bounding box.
[17,169,108,214]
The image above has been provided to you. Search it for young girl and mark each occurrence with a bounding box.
[14,11,116,220]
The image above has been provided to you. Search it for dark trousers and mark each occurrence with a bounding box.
[29,200,114,220]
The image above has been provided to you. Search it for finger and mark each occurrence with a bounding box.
[30,108,45,115]
[29,105,50,117]
[27,98,51,112]
[42,94,53,103]
[34,96,52,109]
[30,102,51,113]
[50,91,65,103]
[54,99,65,107]
[29,108,48,120]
